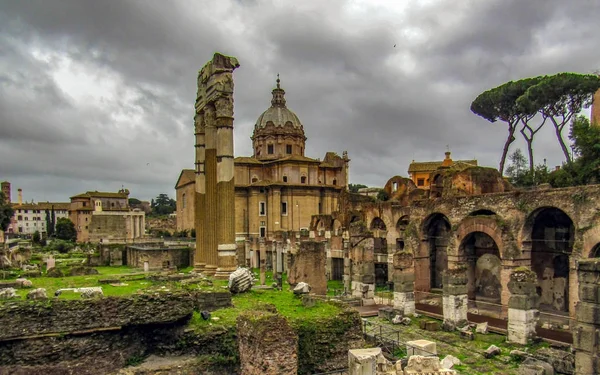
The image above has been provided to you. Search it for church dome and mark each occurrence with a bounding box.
[251,75,307,160]
[254,75,303,130]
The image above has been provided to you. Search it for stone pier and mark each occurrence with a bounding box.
[351,237,375,305]
[393,251,415,316]
[507,267,539,345]
[573,259,600,375]
[194,53,240,279]
[287,241,327,295]
[442,268,468,331]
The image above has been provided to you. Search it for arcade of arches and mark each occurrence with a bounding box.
[310,184,600,320]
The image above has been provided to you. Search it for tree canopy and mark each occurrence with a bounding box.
[348,184,368,193]
[471,73,600,175]
[55,218,77,242]
[0,192,14,232]
[151,193,176,216]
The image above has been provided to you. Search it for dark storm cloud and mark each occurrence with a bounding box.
[1,0,599,202]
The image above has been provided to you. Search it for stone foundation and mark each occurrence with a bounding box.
[442,270,468,330]
[287,241,327,295]
[352,281,375,305]
[507,268,539,345]
[237,309,298,375]
[393,292,415,316]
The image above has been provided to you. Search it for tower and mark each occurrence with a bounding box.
[1,181,10,203]
[194,53,240,279]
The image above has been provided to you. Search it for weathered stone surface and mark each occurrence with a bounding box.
[393,291,415,316]
[227,267,253,293]
[519,358,555,375]
[404,355,456,375]
[237,310,297,375]
[442,294,468,330]
[0,292,196,340]
[293,281,311,295]
[531,347,573,375]
[484,345,501,359]
[440,355,461,369]
[26,288,47,300]
[287,241,327,295]
[475,321,488,334]
[407,340,436,357]
[0,287,17,299]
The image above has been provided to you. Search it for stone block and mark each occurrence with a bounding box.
[287,241,327,295]
[394,281,415,293]
[579,284,600,304]
[508,280,538,295]
[443,284,468,295]
[509,294,539,310]
[507,308,538,345]
[572,323,600,353]
[393,272,415,284]
[441,355,461,369]
[484,345,501,359]
[442,294,468,328]
[574,352,600,375]
[575,302,600,325]
[404,355,456,375]
[393,292,415,316]
[520,358,555,375]
[378,307,395,321]
[475,321,488,334]
[406,339,436,357]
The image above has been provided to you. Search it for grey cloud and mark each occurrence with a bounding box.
[1,0,599,202]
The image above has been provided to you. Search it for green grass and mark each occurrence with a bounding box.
[189,288,342,331]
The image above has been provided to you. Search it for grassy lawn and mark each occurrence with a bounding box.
[188,288,343,331]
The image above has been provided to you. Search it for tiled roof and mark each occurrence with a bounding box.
[234,156,262,164]
[70,191,129,199]
[12,202,70,210]
[408,160,478,173]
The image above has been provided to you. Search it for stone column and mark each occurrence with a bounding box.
[343,231,352,294]
[348,347,399,375]
[442,268,469,331]
[194,53,240,277]
[393,251,416,316]
[287,241,327,295]
[351,237,375,305]
[573,259,600,375]
[259,239,266,285]
[237,310,298,375]
[507,267,539,345]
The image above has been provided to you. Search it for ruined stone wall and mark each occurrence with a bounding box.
[287,240,327,295]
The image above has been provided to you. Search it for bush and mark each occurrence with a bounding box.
[46,239,75,254]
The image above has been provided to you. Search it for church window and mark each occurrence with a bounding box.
[283,175,288,183]
[393,182,398,191]
[259,201,266,216]
[281,202,288,215]
[182,193,186,208]
[251,176,258,183]
[301,176,307,184]
[417,178,425,186]
[286,145,292,154]
[260,226,266,238]
[333,179,337,186]
[268,144,274,154]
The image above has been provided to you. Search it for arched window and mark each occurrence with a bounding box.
[333,179,337,186]
[301,176,307,184]
[182,193,186,208]
[251,176,258,183]
[283,175,288,183]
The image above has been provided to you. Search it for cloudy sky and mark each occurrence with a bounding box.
[1,0,599,203]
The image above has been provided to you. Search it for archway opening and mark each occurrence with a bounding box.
[423,213,450,290]
[468,209,496,216]
[591,243,600,258]
[371,217,388,284]
[529,207,574,313]
[460,231,502,304]
[396,215,410,251]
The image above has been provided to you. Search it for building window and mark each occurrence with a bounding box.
[268,144,274,154]
[259,201,266,216]
[17,215,22,220]
[83,202,87,207]
[24,210,28,214]
[252,177,258,183]
[286,144,292,154]
[283,175,288,183]
[301,176,307,184]
[24,217,28,221]
[281,202,288,215]
[260,226,266,238]
[393,182,398,191]
[417,178,425,186]
[182,193,186,209]
[333,179,337,186]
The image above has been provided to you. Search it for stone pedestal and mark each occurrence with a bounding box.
[406,339,437,357]
[573,259,600,375]
[351,237,375,305]
[393,251,416,316]
[348,348,398,375]
[442,270,468,331]
[507,268,539,345]
[287,241,327,295]
[237,310,298,375]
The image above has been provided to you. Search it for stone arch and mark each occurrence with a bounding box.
[370,217,387,231]
[419,213,451,290]
[455,216,504,259]
[332,219,342,236]
[590,243,600,258]
[522,207,575,313]
[468,209,497,216]
[458,231,502,305]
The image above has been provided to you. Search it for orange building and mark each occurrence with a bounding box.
[408,152,477,189]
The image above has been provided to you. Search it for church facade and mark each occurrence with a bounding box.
[176,77,349,264]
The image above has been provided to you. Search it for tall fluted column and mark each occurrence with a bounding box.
[194,53,240,278]
[194,111,206,272]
